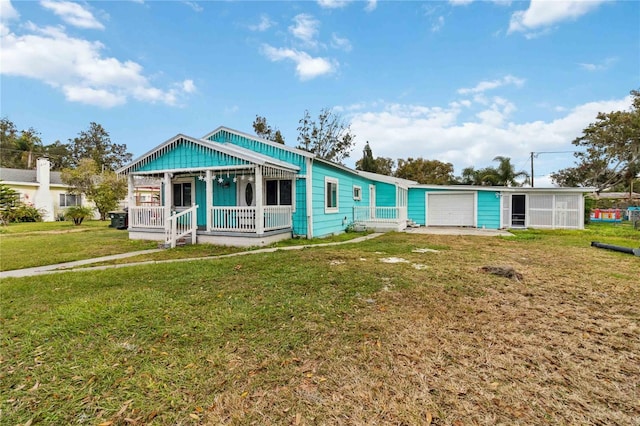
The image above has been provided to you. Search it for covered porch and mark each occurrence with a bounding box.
[352,187,409,232]
[119,135,300,247]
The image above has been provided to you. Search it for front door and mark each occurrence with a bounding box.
[511,194,526,227]
[237,178,256,229]
[238,179,256,207]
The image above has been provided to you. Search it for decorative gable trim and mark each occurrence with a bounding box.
[203,126,315,159]
[117,134,300,175]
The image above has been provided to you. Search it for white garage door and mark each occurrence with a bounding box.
[427,193,475,226]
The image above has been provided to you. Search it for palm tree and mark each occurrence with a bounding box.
[490,156,529,187]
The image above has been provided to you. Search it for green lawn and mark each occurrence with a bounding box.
[0,221,372,271]
[0,221,158,271]
[1,224,638,425]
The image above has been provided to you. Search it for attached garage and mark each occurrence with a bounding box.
[407,185,590,230]
[426,192,475,226]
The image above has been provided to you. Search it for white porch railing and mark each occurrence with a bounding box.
[209,206,292,233]
[353,206,405,224]
[165,205,198,248]
[264,206,292,231]
[129,206,165,228]
[210,206,257,233]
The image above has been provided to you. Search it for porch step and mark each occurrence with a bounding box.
[158,237,191,249]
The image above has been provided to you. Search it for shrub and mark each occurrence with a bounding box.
[0,183,43,223]
[65,206,94,225]
[11,204,43,222]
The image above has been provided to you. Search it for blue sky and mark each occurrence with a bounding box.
[1,0,638,186]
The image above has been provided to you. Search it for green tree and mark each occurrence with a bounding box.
[373,157,395,176]
[14,127,43,169]
[457,166,501,186]
[487,156,529,187]
[355,142,378,173]
[252,115,285,144]
[0,118,45,169]
[0,182,20,224]
[552,89,640,192]
[395,158,455,184]
[61,159,127,220]
[0,118,19,168]
[297,108,355,164]
[68,122,132,171]
[44,141,72,170]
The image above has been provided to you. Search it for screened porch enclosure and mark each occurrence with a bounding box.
[501,193,584,229]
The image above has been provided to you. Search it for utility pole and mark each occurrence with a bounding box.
[530,152,534,188]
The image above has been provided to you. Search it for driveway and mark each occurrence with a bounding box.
[405,226,514,237]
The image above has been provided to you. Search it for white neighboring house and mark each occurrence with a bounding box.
[0,158,98,221]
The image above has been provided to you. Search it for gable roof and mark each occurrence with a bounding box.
[412,184,595,192]
[203,126,315,159]
[0,167,65,186]
[117,134,300,175]
[356,170,417,187]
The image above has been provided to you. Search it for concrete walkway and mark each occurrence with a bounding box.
[405,226,514,237]
[0,249,164,279]
[0,233,383,279]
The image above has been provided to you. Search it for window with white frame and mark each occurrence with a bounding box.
[60,193,80,207]
[325,177,339,213]
[172,182,192,207]
[266,179,293,206]
[353,185,362,201]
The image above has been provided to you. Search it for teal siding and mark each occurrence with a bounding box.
[407,188,501,229]
[311,161,373,237]
[213,182,237,206]
[135,139,249,172]
[195,179,207,227]
[208,130,307,174]
[293,179,307,236]
[407,188,446,225]
[477,191,501,229]
[408,188,426,225]
[375,182,396,207]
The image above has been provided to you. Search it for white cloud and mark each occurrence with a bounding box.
[0,22,194,107]
[331,33,352,52]
[431,16,444,32]
[509,0,607,34]
[182,1,203,12]
[579,57,618,71]
[261,44,335,80]
[347,95,632,182]
[449,0,474,5]
[249,14,274,32]
[365,0,377,12]
[40,0,104,30]
[181,79,196,93]
[63,86,125,107]
[289,14,320,46]
[458,75,525,95]
[1,0,19,22]
[317,0,350,9]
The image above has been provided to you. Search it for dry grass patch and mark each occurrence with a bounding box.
[2,230,638,425]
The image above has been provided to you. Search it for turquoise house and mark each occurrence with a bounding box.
[117,127,413,247]
[118,126,590,247]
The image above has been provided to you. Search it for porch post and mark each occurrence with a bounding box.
[127,174,135,228]
[255,166,264,235]
[205,170,212,231]
[164,172,172,227]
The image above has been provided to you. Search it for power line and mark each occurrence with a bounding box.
[530,150,580,187]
